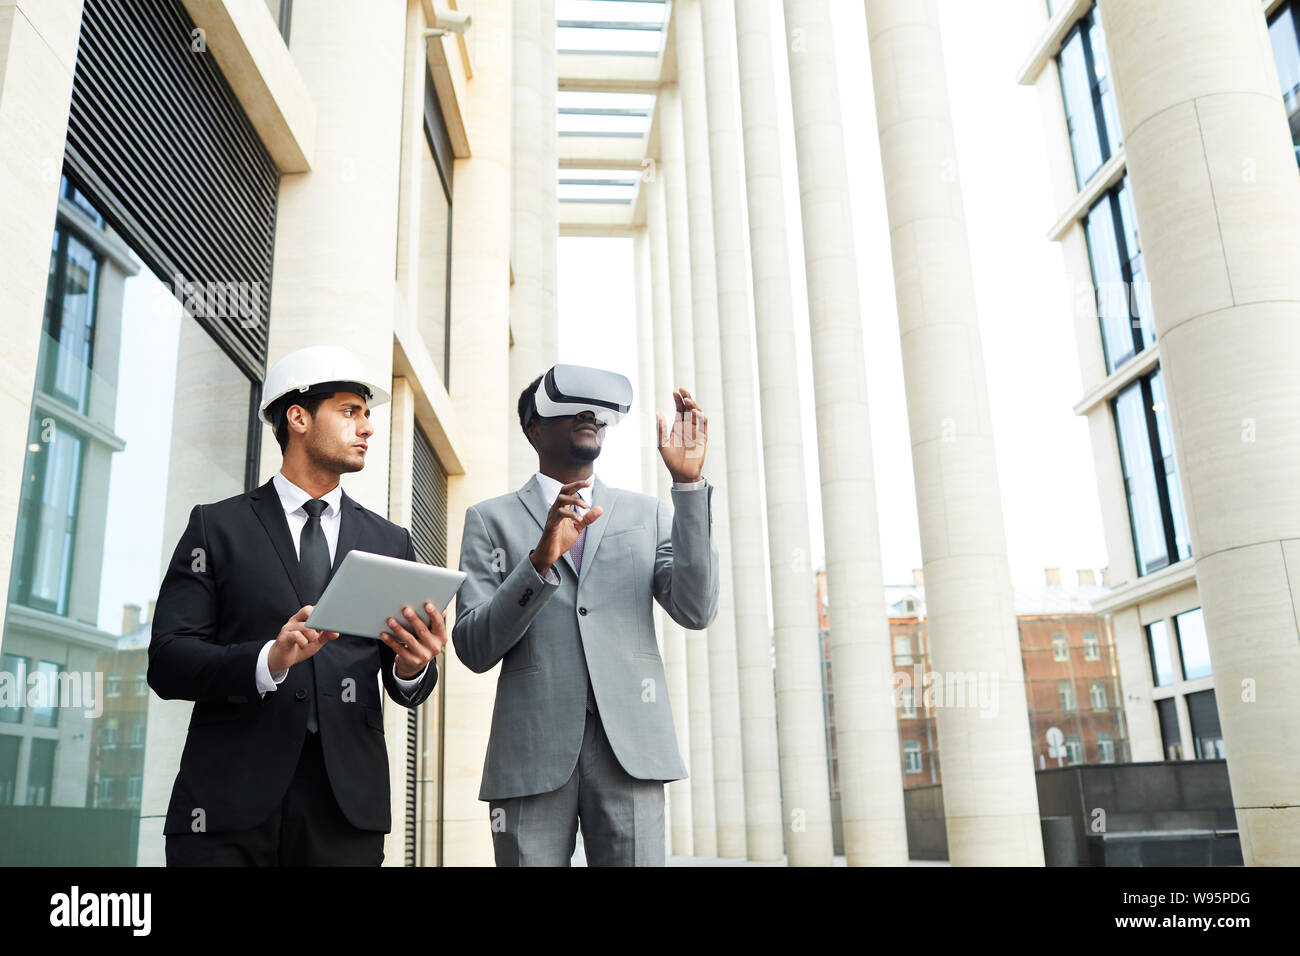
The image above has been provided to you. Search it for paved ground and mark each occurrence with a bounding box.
[571,833,950,866]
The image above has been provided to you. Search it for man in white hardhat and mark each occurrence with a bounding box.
[149,344,447,866]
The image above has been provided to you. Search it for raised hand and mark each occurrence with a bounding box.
[656,387,707,483]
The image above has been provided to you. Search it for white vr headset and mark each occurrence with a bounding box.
[525,364,632,428]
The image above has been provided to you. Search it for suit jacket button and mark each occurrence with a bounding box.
[295,688,307,701]
[578,607,588,616]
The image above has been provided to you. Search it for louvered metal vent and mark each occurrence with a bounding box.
[64,0,280,381]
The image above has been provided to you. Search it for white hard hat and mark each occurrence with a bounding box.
[258,345,391,427]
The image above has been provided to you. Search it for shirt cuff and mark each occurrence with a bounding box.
[672,477,707,490]
[392,660,427,692]
[528,551,562,586]
[256,640,289,697]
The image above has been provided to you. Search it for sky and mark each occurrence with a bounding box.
[556,0,1108,593]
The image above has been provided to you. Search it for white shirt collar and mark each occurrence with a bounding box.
[534,471,594,509]
[273,470,344,517]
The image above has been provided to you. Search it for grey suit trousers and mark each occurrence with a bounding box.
[488,706,666,867]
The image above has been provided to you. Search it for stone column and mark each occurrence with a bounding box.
[863,0,1042,864]
[699,0,784,862]
[538,0,559,367]
[442,0,514,866]
[780,0,903,866]
[1097,0,1300,865]
[0,0,85,642]
[647,172,694,856]
[673,0,747,859]
[658,80,718,856]
[632,226,671,860]
[508,0,544,489]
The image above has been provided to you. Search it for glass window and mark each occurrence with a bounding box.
[903,741,922,774]
[1052,633,1068,661]
[894,635,913,665]
[899,687,916,719]
[1083,632,1100,660]
[1089,681,1108,709]
[0,735,18,804]
[1058,680,1077,711]
[106,670,121,697]
[1065,735,1084,765]
[1115,380,1168,574]
[1057,11,1121,189]
[1149,370,1192,563]
[9,412,85,615]
[1156,697,1183,760]
[27,739,56,805]
[1175,608,1212,681]
[40,226,99,413]
[1084,178,1154,373]
[0,655,29,725]
[31,661,60,728]
[1186,690,1225,759]
[1097,733,1115,763]
[1147,620,1174,686]
[1268,2,1300,166]
[419,122,452,387]
[1114,370,1190,576]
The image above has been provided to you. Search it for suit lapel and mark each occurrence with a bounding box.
[516,474,577,578]
[249,477,308,607]
[334,488,362,575]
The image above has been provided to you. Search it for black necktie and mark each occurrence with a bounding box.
[298,498,330,733]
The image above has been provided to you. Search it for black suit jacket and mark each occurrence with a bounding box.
[148,476,437,836]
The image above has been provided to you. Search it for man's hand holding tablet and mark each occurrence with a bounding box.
[380,602,448,680]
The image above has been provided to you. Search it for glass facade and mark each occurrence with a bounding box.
[1057,10,1122,188]
[1113,370,1192,576]
[0,178,253,865]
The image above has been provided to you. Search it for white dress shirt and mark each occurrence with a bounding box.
[255,470,427,695]
[529,470,706,584]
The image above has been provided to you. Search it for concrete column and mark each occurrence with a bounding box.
[780,0,901,866]
[245,0,412,862]
[647,172,693,856]
[508,0,544,488]
[674,0,746,859]
[699,0,784,862]
[1097,0,1300,865]
[442,0,514,866]
[0,0,85,644]
[862,0,1042,864]
[658,81,717,856]
[538,0,559,367]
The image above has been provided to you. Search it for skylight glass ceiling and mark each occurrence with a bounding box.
[558,167,641,203]
[557,91,655,137]
[557,0,668,56]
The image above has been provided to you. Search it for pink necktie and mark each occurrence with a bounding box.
[570,503,587,572]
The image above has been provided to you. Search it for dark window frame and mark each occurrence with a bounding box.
[423,68,455,390]
[1085,178,1152,372]
[1113,370,1189,577]
[1057,10,1119,188]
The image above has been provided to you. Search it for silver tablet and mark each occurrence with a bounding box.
[304,549,466,639]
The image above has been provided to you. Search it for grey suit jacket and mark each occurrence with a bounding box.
[452,474,719,801]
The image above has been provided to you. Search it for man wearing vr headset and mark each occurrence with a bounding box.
[453,364,719,865]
